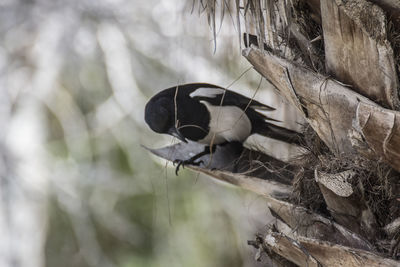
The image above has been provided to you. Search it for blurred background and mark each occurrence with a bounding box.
[1,0,302,266]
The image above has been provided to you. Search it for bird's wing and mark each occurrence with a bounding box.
[172,83,304,146]
[183,83,276,111]
[182,83,278,122]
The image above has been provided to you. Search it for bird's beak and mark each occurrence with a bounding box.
[170,128,187,143]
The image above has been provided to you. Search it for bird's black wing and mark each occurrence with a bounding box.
[163,83,274,110]
[180,83,278,122]
[177,82,272,107]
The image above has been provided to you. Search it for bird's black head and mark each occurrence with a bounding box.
[145,96,171,133]
[144,96,187,142]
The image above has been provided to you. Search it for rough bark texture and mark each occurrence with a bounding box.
[315,169,378,238]
[321,0,399,109]
[243,47,378,156]
[366,0,400,28]
[263,231,399,267]
[263,230,321,267]
[265,195,373,250]
[357,102,400,171]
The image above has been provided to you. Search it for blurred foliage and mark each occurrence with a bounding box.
[1,0,275,266]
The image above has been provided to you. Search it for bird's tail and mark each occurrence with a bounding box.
[254,122,305,146]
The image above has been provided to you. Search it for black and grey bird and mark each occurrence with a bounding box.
[145,83,303,174]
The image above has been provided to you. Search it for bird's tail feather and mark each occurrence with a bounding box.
[257,112,281,123]
[255,122,305,146]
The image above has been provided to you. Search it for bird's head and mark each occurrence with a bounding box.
[144,96,187,143]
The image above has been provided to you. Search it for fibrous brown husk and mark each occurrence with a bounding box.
[291,126,400,256]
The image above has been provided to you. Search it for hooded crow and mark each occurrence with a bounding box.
[145,83,303,174]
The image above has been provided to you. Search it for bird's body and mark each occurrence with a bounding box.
[196,100,251,144]
[145,83,303,174]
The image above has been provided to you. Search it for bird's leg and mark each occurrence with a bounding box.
[173,145,216,175]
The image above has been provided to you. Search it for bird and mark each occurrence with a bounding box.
[145,83,303,175]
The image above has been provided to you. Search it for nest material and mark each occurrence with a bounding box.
[290,125,400,256]
[291,126,330,214]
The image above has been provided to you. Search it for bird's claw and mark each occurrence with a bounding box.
[173,159,204,175]
[174,160,184,176]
